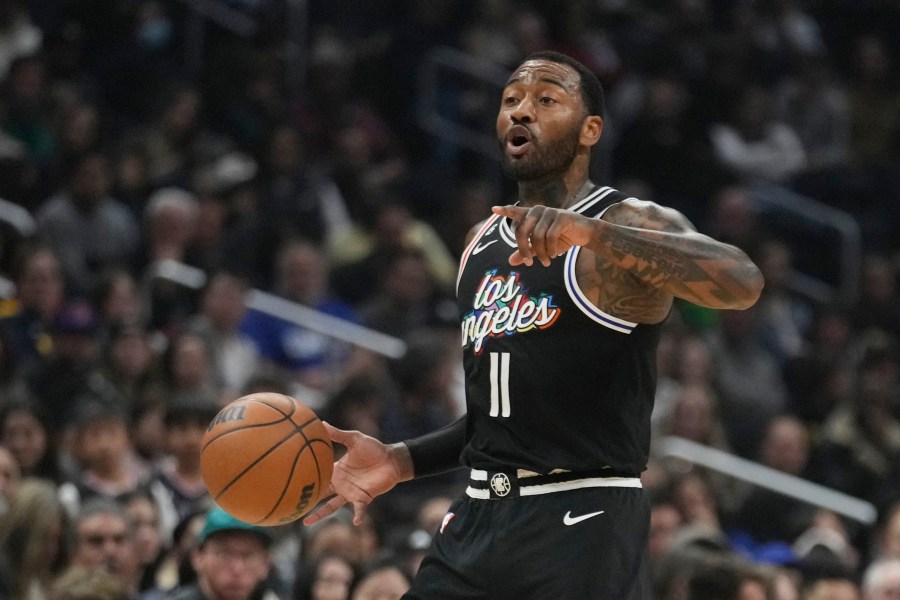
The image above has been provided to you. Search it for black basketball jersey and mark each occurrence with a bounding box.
[456,185,663,475]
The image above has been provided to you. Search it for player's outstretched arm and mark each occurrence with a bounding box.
[303,422,414,527]
[492,202,764,311]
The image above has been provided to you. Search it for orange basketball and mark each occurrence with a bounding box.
[200,393,334,526]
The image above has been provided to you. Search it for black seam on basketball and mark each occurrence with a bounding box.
[257,429,306,524]
[247,396,296,418]
[213,427,301,501]
[296,428,330,493]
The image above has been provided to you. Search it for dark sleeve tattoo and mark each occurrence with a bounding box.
[585,201,763,314]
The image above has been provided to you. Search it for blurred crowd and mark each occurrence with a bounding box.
[0,0,898,599]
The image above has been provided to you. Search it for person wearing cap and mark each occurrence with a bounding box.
[163,506,277,600]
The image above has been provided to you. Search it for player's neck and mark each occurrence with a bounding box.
[516,177,594,209]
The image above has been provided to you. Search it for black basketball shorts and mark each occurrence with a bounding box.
[402,469,651,600]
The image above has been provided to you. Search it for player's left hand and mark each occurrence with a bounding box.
[492,204,595,267]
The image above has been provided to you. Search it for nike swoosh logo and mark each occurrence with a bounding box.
[563,510,605,526]
[472,240,497,255]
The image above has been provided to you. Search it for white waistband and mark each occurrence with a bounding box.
[466,468,642,499]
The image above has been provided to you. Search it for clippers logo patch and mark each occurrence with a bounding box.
[460,270,560,353]
[490,473,512,497]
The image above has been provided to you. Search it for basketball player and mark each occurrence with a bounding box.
[305,51,764,599]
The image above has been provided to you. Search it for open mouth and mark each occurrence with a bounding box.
[506,125,532,156]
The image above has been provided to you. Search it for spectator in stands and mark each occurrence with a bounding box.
[0,478,69,600]
[709,85,807,183]
[258,123,352,249]
[614,75,727,221]
[812,333,900,501]
[783,304,855,424]
[37,150,140,295]
[774,55,850,173]
[709,305,790,458]
[98,320,161,414]
[52,102,103,187]
[93,268,145,334]
[686,559,742,600]
[70,497,141,597]
[0,243,66,370]
[131,84,206,188]
[851,255,900,339]
[2,53,53,185]
[171,506,277,600]
[301,514,366,568]
[846,35,900,169]
[349,557,412,600]
[59,398,154,514]
[25,299,110,431]
[147,510,205,595]
[751,238,814,366]
[240,238,361,396]
[704,186,763,257]
[647,500,684,593]
[138,187,202,334]
[357,248,455,339]
[154,398,216,531]
[157,330,226,407]
[293,553,357,600]
[138,187,199,270]
[124,490,166,594]
[732,415,816,545]
[862,558,900,600]
[0,398,61,483]
[329,196,457,306]
[321,373,392,440]
[187,271,259,395]
[111,142,153,220]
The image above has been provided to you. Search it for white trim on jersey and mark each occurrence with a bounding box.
[564,248,637,334]
[562,190,638,334]
[456,213,503,294]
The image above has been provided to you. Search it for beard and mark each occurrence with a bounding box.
[499,125,582,181]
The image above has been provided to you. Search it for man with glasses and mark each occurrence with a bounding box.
[164,506,276,600]
[71,497,140,597]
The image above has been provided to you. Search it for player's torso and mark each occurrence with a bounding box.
[456,186,661,475]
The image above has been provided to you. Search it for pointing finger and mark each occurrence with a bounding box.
[491,205,525,219]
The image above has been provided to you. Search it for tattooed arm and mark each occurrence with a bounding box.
[491,200,764,319]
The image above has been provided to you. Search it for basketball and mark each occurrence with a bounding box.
[200,392,334,526]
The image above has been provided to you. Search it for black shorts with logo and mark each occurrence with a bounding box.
[402,469,651,600]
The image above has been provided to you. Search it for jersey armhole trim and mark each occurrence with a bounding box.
[564,247,637,334]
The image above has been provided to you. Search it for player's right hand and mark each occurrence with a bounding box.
[303,423,407,527]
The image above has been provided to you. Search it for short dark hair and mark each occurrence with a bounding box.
[521,51,605,118]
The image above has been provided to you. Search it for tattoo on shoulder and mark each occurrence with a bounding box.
[605,200,695,233]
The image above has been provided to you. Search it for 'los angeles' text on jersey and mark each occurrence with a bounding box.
[461,269,561,354]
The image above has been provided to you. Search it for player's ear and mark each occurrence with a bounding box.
[580,115,603,147]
